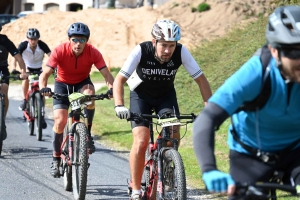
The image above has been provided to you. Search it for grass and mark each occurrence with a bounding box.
[44,15,297,199]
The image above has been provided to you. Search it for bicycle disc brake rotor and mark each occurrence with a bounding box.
[164,160,176,198]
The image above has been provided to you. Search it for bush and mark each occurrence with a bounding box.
[191,7,197,12]
[198,2,210,12]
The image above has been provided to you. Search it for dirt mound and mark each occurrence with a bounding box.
[2,0,273,69]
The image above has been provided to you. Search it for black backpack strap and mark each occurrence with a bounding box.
[236,44,272,112]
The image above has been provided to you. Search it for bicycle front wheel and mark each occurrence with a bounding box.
[34,92,42,141]
[72,122,88,200]
[162,149,187,200]
[0,96,4,156]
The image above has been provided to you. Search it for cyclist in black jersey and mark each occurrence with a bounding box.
[12,28,51,128]
[113,19,212,200]
[0,24,27,139]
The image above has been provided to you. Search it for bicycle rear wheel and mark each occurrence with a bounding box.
[63,122,72,191]
[72,122,88,200]
[28,96,34,136]
[162,149,187,200]
[0,96,4,156]
[34,92,42,141]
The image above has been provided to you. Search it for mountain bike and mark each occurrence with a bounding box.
[21,70,44,141]
[51,92,109,200]
[0,73,21,156]
[127,108,196,200]
[234,170,300,200]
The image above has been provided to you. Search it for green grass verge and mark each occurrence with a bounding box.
[44,15,298,199]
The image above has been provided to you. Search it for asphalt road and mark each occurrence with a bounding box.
[0,84,210,200]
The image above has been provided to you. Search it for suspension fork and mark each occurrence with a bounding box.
[157,137,164,198]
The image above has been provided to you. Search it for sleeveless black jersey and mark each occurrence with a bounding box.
[135,41,182,98]
[0,34,19,68]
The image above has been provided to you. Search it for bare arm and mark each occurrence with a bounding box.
[12,58,18,71]
[194,74,212,106]
[13,54,27,78]
[39,66,54,89]
[113,74,128,107]
[99,67,114,89]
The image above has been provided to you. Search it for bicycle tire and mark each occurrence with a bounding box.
[34,92,42,141]
[28,96,34,136]
[72,122,88,200]
[0,97,4,156]
[162,149,187,200]
[63,122,72,191]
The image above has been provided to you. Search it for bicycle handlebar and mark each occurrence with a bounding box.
[235,182,298,197]
[50,92,109,101]
[128,112,197,122]
[0,75,22,82]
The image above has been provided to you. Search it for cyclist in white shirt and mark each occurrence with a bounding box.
[13,28,51,128]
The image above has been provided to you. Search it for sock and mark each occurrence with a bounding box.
[52,131,63,159]
[84,108,95,135]
[87,125,92,135]
[132,190,141,195]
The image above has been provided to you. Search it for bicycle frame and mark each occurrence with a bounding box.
[23,71,43,122]
[129,111,196,199]
[52,92,109,199]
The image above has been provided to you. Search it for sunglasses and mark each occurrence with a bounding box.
[280,48,300,59]
[71,38,87,43]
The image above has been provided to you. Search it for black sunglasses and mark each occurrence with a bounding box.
[71,38,86,43]
[280,48,300,59]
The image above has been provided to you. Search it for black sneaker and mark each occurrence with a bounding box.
[19,99,27,111]
[87,135,96,154]
[1,124,6,140]
[41,117,47,129]
[50,160,61,178]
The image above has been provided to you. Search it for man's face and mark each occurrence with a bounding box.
[69,36,87,56]
[152,39,176,63]
[271,46,300,83]
[28,38,38,47]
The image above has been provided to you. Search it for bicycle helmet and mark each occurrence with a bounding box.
[27,28,40,39]
[151,20,181,41]
[266,5,300,48]
[67,22,90,39]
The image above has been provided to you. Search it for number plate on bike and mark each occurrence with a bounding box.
[158,117,181,127]
[69,92,91,110]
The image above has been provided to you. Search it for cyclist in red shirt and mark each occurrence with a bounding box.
[39,22,114,177]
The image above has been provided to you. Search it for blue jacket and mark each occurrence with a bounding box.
[209,55,300,153]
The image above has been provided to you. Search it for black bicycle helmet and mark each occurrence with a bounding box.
[266,5,300,48]
[27,28,40,39]
[67,22,90,39]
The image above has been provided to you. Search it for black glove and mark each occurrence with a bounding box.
[11,69,21,75]
[40,87,52,94]
[106,88,113,96]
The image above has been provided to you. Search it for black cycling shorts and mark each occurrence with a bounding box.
[130,88,179,129]
[0,68,10,85]
[53,78,94,110]
[27,67,42,73]
[229,147,300,200]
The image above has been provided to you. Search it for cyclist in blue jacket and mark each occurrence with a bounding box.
[193,5,300,199]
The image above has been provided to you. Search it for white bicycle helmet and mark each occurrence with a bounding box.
[151,20,181,41]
